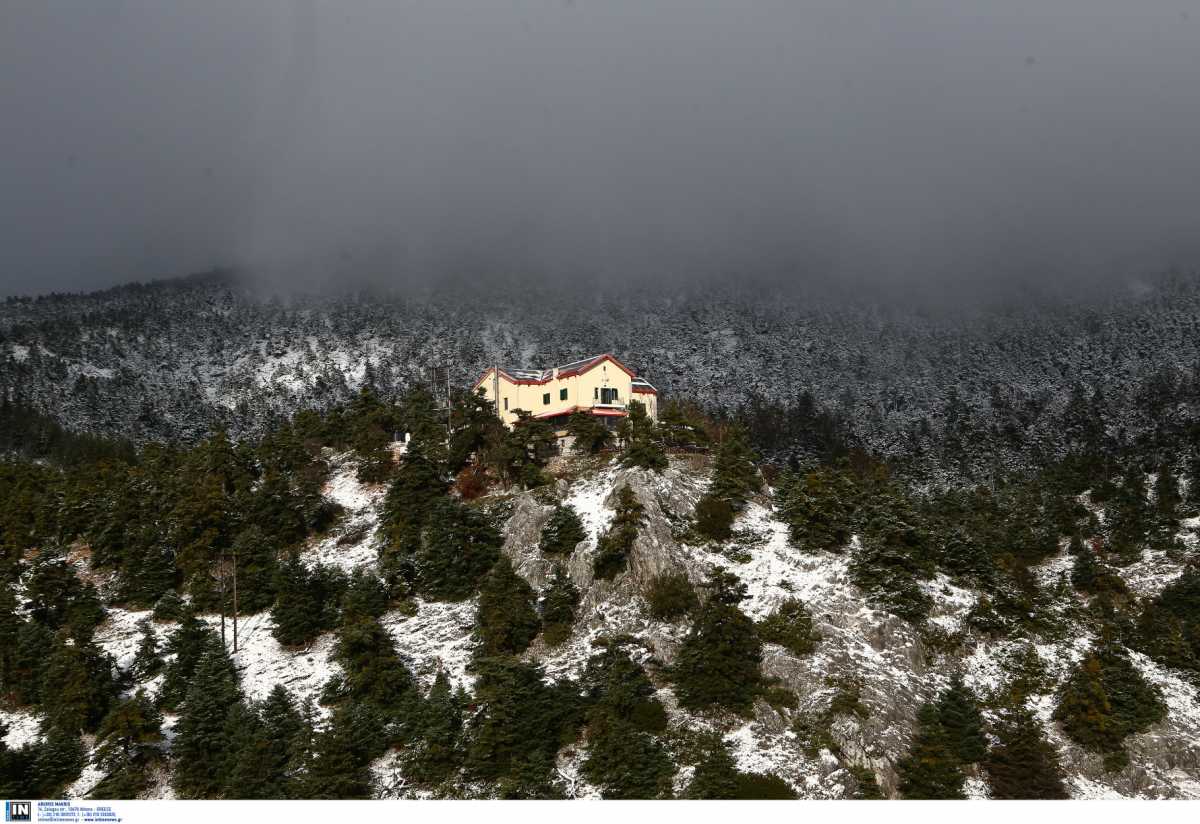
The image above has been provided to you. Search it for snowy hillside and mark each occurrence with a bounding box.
[9,452,1197,799]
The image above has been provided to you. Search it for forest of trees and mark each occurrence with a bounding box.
[2,363,1199,800]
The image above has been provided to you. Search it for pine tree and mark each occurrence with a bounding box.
[131,618,163,680]
[476,558,541,658]
[301,707,375,799]
[380,436,448,563]
[896,703,967,799]
[159,607,221,710]
[465,658,583,792]
[32,720,86,797]
[539,564,580,646]
[405,670,465,786]
[566,411,611,454]
[707,425,761,509]
[673,569,763,712]
[415,498,503,601]
[580,714,674,798]
[172,646,243,798]
[777,466,858,553]
[936,675,988,765]
[40,635,117,734]
[593,484,644,580]
[228,525,278,613]
[1053,641,1167,770]
[984,702,1069,799]
[618,401,667,471]
[90,690,163,799]
[539,504,587,556]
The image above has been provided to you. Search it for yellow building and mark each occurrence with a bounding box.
[474,353,658,429]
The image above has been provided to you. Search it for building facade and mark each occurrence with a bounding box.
[474,353,657,429]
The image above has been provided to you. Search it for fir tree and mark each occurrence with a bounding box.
[465,658,583,792]
[618,401,667,472]
[90,690,163,799]
[693,494,735,541]
[683,733,795,799]
[936,675,988,765]
[271,556,344,646]
[405,670,466,786]
[566,411,612,454]
[984,702,1069,799]
[40,635,117,734]
[1053,641,1167,770]
[415,498,503,601]
[301,707,375,799]
[672,569,763,712]
[539,563,579,646]
[131,618,163,680]
[228,525,278,614]
[777,466,859,553]
[173,646,243,798]
[538,504,587,556]
[159,607,221,710]
[32,720,86,797]
[849,510,935,623]
[896,703,967,799]
[380,435,448,563]
[476,558,541,658]
[707,425,761,509]
[325,614,416,727]
[593,484,644,581]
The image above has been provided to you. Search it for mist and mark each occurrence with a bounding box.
[2,1,1199,301]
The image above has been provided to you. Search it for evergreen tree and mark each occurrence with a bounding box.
[1053,641,1167,770]
[324,614,416,728]
[707,425,761,509]
[159,607,221,710]
[465,658,582,794]
[684,734,796,799]
[271,556,344,646]
[40,635,117,734]
[539,504,587,556]
[495,411,555,489]
[673,569,763,712]
[405,670,466,786]
[849,510,935,623]
[228,525,278,614]
[90,690,163,799]
[131,618,163,680]
[476,558,541,658]
[172,646,243,798]
[756,598,820,656]
[693,494,735,541]
[32,720,86,797]
[645,572,699,621]
[984,702,1069,799]
[380,435,448,564]
[566,411,612,454]
[340,568,390,621]
[657,400,711,451]
[415,498,503,601]
[777,466,859,553]
[539,563,580,646]
[936,675,988,765]
[896,703,967,799]
[618,401,667,471]
[301,706,375,799]
[448,388,505,474]
[593,484,644,581]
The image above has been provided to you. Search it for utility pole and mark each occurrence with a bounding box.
[493,362,500,421]
[232,543,239,653]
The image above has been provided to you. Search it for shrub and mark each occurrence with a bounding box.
[645,572,699,621]
[539,504,587,556]
[693,494,734,542]
[756,598,819,656]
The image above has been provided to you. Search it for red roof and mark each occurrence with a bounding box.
[474,353,640,390]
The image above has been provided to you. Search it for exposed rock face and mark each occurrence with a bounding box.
[11,453,1198,800]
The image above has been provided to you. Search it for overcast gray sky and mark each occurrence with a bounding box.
[2,1,1199,299]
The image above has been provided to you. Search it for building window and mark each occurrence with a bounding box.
[543,392,550,405]
[594,387,599,400]
[560,388,568,401]
[503,397,508,410]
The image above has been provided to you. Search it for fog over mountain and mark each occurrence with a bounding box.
[3,1,1200,300]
